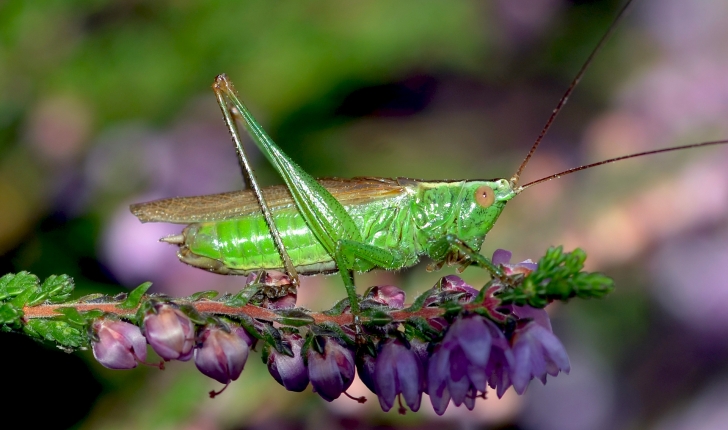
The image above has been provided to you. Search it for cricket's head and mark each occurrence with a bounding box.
[414,179,516,253]
[454,179,517,249]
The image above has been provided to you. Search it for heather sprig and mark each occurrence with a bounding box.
[1,247,613,414]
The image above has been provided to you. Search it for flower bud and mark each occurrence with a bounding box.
[262,291,297,310]
[91,319,147,369]
[307,337,355,402]
[267,333,309,392]
[143,302,195,361]
[440,275,479,303]
[366,285,405,309]
[492,249,537,276]
[194,325,253,384]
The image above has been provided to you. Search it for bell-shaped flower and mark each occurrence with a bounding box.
[143,302,196,361]
[91,319,147,369]
[510,318,570,394]
[267,332,309,392]
[307,337,355,402]
[374,338,426,413]
[194,324,253,386]
[427,315,514,415]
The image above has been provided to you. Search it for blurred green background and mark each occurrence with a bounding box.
[2,0,728,428]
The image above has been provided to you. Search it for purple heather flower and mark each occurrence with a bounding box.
[307,337,356,402]
[366,285,406,309]
[440,275,480,303]
[356,351,377,394]
[194,324,253,385]
[492,249,537,276]
[511,304,553,331]
[262,291,297,310]
[511,318,570,394]
[428,315,514,415]
[143,302,196,361]
[486,328,516,398]
[91,319,147,370]
[374,338,426,412]
[267,333,309,392]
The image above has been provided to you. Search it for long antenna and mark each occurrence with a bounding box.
[510,0,634,188]
[516,139,728,192]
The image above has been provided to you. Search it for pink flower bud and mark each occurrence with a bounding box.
[267,333,309,392]
[366,285,406,309]
[194,325,253,384]
[91,319,147,370]
[143,302,195,361]
[307,337,355,402]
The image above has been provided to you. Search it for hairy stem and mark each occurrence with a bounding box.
[22,299,448,325]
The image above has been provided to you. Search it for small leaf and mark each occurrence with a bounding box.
[440,300,463,318]
[224,282,260,307]
[404,289,435,313]
[274,309,315,327]
[0,303,22,325]
[118,282,153,310]
[54,307,88,326]
[0,272,40,302]
[76,293,107,303]
[314,322,356,346]
[361,309,393,327]
[261,324,292,356]
[24,319,86,349]
[187,290,219,301]
[179,304,206,325]
[322,297,350,316]
[40,275,74,304]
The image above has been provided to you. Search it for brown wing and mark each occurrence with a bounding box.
[130,177,407,223]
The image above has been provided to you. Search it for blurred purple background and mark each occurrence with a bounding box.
[1,0,727,428]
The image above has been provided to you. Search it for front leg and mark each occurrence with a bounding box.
[427,234,506,279]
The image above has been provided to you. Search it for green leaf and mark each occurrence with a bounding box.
[274,309,315,327]
[187,290,219,301]
[261,324,292,356]
[404,316,441,341]
[179,304,206,325]
[24,319,86,349]
[497,247,615,307]
[118,282,153,310]
[314,322,356,346]
[54,307,88,326]
[0,303,22,325]
[224,282,260,307]
[76,293,107,303]
[361,309,393,327]
[322,297,351,316]
[403,289,435,313]
[27,275,75,306]
[2,272,43,308]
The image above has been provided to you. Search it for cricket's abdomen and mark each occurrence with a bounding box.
[177,193,419,275]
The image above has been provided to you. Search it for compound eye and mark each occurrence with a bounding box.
[475,185,496,208]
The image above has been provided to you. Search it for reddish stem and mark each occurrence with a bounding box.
[22,298,469,324]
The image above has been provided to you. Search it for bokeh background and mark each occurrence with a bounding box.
[2,0,728,428]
